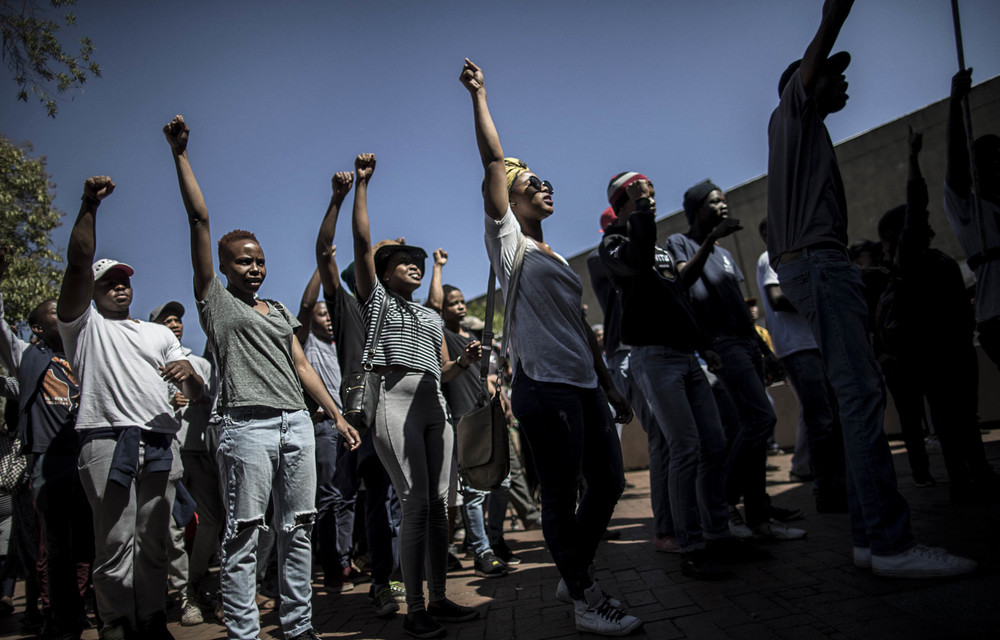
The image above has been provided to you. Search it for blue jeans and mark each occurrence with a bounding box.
[511,368,624,601]
[713,335,776,527]
[314,418,358,582]
[608,350,673,539]
[217,408,316,639]
[460,475,510,556]
[781,349,846,500]
[631,347,728,551]
[777,249,913,555]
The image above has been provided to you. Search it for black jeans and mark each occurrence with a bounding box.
[511,367,624,600]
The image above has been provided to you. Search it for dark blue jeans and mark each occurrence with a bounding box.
[314,418,358,581]
[511,368,624,601]
[781,349,846,500]
[777,249,913,555]
[714,334,776,527]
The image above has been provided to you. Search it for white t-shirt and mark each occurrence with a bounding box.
[174,346,215,451]
[484,208,597,389]
[756,251,817,359]
[58,305,187,433]
[943,182,1000,323]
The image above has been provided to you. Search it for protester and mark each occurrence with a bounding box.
[0,249,93,640]
[945,69,1000,371]
[461,58,641,636]
[766,0,974,577]
[56,176,205,639]
[877,127,997,503]
[164,115,358,640]
[349,152,482,639]
[601,173,769,580]
[148,300,218,626]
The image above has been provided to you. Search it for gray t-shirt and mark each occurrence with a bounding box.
[484,208,597,388]
[766,69,848,265]
[197,275,306,412]
[303,334,342,410]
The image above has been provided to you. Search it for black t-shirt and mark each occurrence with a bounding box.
[325,284,366,379]
[442,328,481,420]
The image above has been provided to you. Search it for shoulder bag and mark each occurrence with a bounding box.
[342,292,388,439]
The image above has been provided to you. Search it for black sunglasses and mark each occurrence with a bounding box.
[525,175,553,195]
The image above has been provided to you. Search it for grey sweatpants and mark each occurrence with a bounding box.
[373,371,453,612]
[78,436,175,630]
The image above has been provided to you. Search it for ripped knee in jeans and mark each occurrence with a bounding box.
[233,516,267,536]
[283,509,317,532]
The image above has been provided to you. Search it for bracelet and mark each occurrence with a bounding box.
[81,194,101,207]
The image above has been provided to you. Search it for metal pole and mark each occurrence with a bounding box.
[950,0,988,253]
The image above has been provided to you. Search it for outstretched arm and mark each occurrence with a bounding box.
[427,248,447,312]
[676,218,743,289]
[0,249,29,372]
[292,337,360,450]
[946,69,972,195]
[800,0,854,94]
[296,269,321,344]
[57,176,116,322]
[461,59,508,220]
[317,171,354,297]
[164,115,215,302]
[351,154,378,303]
[899,127,931,273]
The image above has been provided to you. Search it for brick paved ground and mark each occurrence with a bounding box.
[2,431,997,640]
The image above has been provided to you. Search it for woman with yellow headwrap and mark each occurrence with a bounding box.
[459,58,642,637]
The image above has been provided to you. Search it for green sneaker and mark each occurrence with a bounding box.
[372,586,400,618]
[389,581,406,603]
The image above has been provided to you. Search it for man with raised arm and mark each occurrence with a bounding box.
[766,0,974,577]
[56,176,205,639]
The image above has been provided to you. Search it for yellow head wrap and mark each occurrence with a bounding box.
[504,157,530,192]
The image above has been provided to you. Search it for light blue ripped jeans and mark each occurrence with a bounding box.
[217,407,317,640]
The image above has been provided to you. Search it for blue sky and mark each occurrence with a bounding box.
[3,0,999,348]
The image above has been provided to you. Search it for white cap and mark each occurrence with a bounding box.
[92,258,135,281]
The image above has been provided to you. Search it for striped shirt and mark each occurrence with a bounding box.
[360,281,444,378]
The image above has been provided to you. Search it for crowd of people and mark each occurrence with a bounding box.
[0,1,998,638]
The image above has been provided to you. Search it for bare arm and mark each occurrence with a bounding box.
[57,176,116,322]
[946,69,972,194]
[461,59,508,220]
[427,249,447,312]
[296,269,321,345]
[292,337,360,450]
[160,360,204,403]
[163,115,215,302]
[582,313,632,424]
[317,171,354,297]
[0,251,29,371]
[764,283,797,313]
[675,219,742,289]
[800,0,854,94]
[440,336,481,383]
[351,154,377,303]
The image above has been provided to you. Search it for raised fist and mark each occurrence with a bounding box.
[908,125,923,156]
[84,176,116,201]
[433,248,448,266]
[332,171,354,201]
[460,58,484,94]
[355,153,376,182]
[163,115,190,154]
[952,68,972,100]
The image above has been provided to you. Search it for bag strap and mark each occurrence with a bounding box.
[362,291,389,372]
[496,234,527,384]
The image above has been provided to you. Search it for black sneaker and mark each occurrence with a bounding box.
[491,538,522,566]
[427,598,479,622]
[288,629,321,640]
[681,549,733,580]
[446,547,464,572]
[474,550,508,578]
[403,611,445,638]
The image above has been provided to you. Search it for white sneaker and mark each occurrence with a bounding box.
[180,600,204,626]
[728,506,753,539]
[752,519,806,541]
[871,545,977,578]
[556,578,621,608]
[574,582,642,636]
